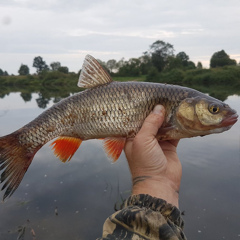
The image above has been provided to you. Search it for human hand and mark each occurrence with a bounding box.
[124,105,182,207]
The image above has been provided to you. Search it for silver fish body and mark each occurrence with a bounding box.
[18,80,236,149]
[0,55,238,200]
[18,82,189,145]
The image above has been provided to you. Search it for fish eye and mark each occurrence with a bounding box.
[208,104,220,114]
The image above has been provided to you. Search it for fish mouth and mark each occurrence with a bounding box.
[221,113,238,127]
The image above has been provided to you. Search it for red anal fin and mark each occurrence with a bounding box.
[103,137,126,162]
[50,137,82,162]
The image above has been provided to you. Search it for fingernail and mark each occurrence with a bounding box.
[153,105,164,115]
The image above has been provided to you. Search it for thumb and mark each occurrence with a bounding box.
[137,105,165,138]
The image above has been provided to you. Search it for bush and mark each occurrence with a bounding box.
[183,66,240,86]
[146,67,159,82]
[158,69,185,84]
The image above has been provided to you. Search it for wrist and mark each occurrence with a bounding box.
[131,176,180,207]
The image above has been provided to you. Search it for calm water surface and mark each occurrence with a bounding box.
[0,92,239,240]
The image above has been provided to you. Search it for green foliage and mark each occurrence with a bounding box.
[106,59,117,74]
[165,56,182,71]
[0,68,8,76]
[176,52,189,67]
[18,64,29,75]
[58,66,69,74]
[197,62,203,69]
[145,65,240,89]
[184,66,240,87]
[20,92,32,102]
[50,62,61,71]
[159,69,185,84]
[117,58,141,77]
[186,61,196,70]
[148,40,175,72]
[138,54,152,75]
[145,67,159,82]
[0,73,80,106]
[100,40,201,77]
[0,75,40,91]
[210,50,237,68]
[42,71,67,81]
[33,56,49,74]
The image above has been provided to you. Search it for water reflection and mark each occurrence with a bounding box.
[1,82,240,108]
[0,84,79,109]
[20,92,32,102]
[0,87,239,239]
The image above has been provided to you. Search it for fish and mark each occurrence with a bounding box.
[0,55,238,200]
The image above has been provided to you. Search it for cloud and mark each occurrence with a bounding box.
[0,0,240,74]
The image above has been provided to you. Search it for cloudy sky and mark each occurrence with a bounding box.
[0,0,240,75]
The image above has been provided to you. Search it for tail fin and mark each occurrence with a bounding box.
[0,133,40,200]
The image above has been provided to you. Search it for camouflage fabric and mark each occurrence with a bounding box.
[99,194,186,240]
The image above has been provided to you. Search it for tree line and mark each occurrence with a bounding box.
[99,41,238,78]
[0,40,238,77]
[17,57,70,76]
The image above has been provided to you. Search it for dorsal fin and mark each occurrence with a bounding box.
[78,55,112,88]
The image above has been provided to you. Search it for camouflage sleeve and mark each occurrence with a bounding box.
[98,194,186,240]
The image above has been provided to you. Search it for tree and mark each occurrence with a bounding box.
[50,62,61,71]
[20,92,32,102]
[210,50,237,68]
[18,64,29,75]
[36,95,50,109]
[106,59,117,74]
[117,58,125,69]
[197,62,203,69]
[176,52,189,67]
[148,40,175,72]
[33,56,49,74]
[187,61,196,69]
[139,53,152,75]
[0,69,8,76]
[146,66,159,82]
[117,58,141,77]
[58,66,69,74]
[165,56,182,70]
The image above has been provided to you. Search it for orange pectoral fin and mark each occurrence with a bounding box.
[50,137,82,162]
[103,137,126,162]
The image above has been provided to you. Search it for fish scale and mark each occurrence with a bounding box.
[17,81,186,151]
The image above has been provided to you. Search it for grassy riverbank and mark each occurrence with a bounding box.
[147,65,240,87]
[0,66,239,102]
[1,66,239,87]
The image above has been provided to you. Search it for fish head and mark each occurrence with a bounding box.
[176,96,238,136]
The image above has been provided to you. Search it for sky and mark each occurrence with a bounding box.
[0,0,240,75]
